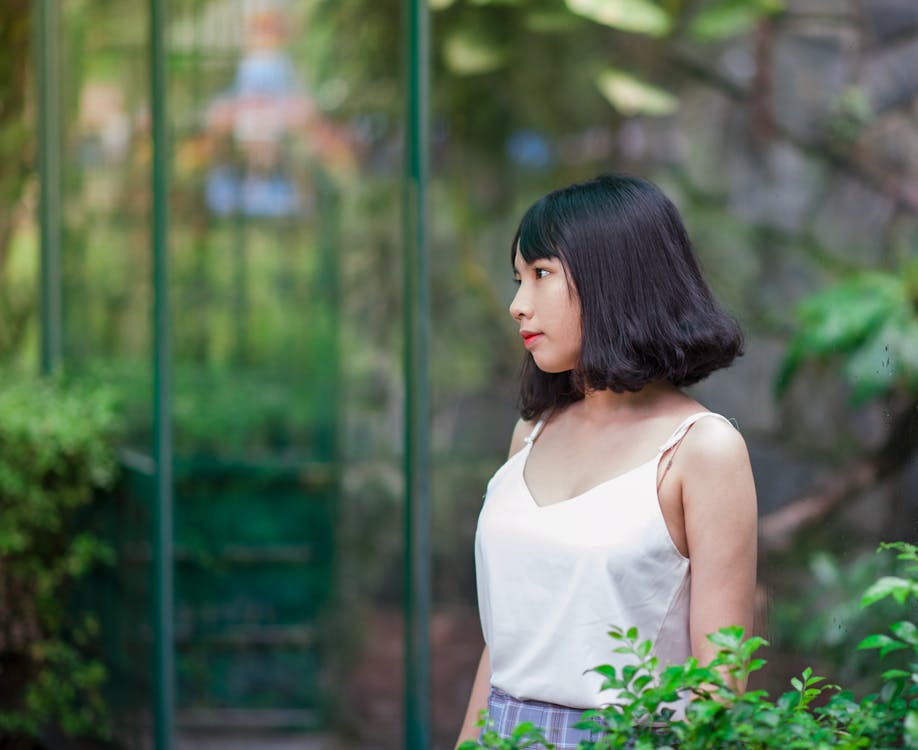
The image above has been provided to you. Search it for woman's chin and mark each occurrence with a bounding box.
[531,357,576,374]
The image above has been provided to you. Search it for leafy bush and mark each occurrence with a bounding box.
[85,360,334,459]
[0,375,121,744]
[461,542,918,750]
[770,547,914,692]
[777,261,918,405]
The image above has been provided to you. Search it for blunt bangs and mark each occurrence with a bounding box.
[514,173,744,421]
[513,197,563,266]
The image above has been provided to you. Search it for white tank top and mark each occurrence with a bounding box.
[475,411,733,709]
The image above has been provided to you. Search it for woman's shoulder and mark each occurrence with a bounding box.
[677,411,751,474]
[508,416,536,458]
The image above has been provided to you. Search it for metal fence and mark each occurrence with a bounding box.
[32,1,431,747]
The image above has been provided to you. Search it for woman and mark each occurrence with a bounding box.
[457,174,758,748]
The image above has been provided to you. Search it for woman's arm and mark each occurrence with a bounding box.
[456,646,491,746]
[456,418,532,747]
[678,418,758,687]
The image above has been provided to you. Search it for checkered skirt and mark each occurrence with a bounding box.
[482,686,601,749]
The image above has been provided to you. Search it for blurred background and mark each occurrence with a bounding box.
[1,0,917,748]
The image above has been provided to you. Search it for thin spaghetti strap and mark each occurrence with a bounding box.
[657,412,734,454]
[524,416,549,445]
[656,412,735,491]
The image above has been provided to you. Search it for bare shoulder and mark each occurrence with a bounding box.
[679,414,751,472]
[677,414,757,518]
[508,417,535,458]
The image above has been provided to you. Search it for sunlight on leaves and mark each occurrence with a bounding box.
[442,28,508,74]
[524,7,585,33]
[861,575,915,608]
[566,0,672,37]
[595,68,678,116]
[689,0,784,42]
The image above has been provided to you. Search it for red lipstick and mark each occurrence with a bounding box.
[520,330,542,348]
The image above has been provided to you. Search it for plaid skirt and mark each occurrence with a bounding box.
[483,686,601,750]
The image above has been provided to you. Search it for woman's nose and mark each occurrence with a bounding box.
[509,287,532,320]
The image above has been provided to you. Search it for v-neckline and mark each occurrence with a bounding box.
[520,441,660,510]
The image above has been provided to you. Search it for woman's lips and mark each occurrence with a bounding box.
[521,331,542,348]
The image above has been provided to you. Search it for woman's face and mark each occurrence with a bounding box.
[509,250,582,373]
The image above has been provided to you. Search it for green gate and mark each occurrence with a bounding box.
[33,0,431,746]
[37,0,344,737]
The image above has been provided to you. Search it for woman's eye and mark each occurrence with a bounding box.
[535,268,550,279]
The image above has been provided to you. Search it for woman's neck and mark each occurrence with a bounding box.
[573,380,682,423]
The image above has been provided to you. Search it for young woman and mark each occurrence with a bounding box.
[457,174,758,748]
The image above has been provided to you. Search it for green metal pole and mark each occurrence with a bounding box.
[316,169,341,448]
[403,0,431,748]
[149,0,175,747]
[35,0,62,374]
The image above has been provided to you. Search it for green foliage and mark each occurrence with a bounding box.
[0,374,121,742]
[460,543,918,750]
[825,86,873,147]
[777,262,918,404]
[314,0,791,164]
[443,21,510,74]
[595,67,679,117]
[82,360,334,459]
[473,720,554,749]
[770,547,915,691]
[564,0,672,37]
[0,0,37,360]
[688,0,784,42]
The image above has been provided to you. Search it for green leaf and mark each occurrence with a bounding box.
[442,27,508,75]
[565,0,672,37]
[687,699,724,721]
[707,625,744,649]
[593,664,618,680]
[801,274,901,350]
[747,658,766,673]
[891,621,918,645]
[857,633,908,658]
[632,674,653,692]
[689,0,784,42]
[881,541,918,562]
[906,710,918,749]
[861,576,915,607]
[777,690,797,710]
[524,7,585,33]
[844,320,906,404]
[595,68,678,117]
[777,272,907,394]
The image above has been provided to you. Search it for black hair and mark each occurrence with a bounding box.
[513,173,743,420]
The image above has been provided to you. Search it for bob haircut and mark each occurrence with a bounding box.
[513,173,743,421]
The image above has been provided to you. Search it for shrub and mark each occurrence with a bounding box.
[0,375,121,745]
[462,542,918,749]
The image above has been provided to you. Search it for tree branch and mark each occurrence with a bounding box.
[761,401,918,549]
